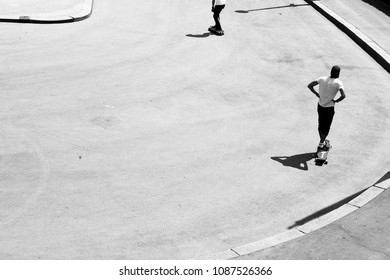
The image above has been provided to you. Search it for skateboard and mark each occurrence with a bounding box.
[315,140,331,165]
[208,26,224,36]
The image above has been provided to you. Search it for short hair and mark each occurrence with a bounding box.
[330,65,341,78]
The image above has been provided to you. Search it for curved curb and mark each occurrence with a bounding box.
[0,0,94,24]
[193,177,389,259]
[304,0,390,74]
[192,1,390,260]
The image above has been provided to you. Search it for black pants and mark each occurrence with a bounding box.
[317,104,335,137]
[213,5,225,31]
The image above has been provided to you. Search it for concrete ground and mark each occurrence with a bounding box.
[235,0,390,260]
[0,0,93,23]
[236,172,390,259]
[0,0,81,15]
[321,0,390,54]
[0,0,389,260]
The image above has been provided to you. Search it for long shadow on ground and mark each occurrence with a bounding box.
[374,171,390,185]
[186,33,211,38]
[287,171,390,229]
[271,152,315,171]
[287,188,368,229]
[362,0,390,17]
[236,3,309,13]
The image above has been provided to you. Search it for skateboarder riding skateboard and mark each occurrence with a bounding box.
[210,0,226,35]
[308,65,346,153]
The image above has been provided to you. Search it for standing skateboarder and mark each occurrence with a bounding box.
[210,0,226,35]
[308,66,346,152]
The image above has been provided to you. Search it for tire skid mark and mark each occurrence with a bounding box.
[0,127,50,227]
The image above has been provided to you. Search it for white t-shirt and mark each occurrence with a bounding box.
[215,0,226,5]
[317,76,344,107]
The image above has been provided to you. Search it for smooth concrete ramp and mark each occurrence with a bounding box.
[0,0,93,23]
[1,0,390,259]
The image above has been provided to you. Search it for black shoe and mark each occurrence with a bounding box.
[324,140,330,150]
[317,144,324,152]
[214,29,224,36]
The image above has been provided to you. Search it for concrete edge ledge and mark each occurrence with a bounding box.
[192,181,389,260]
[375,179,390,190]
[0,0,94,24]
[295,204,358,234]
[304,0,390,74]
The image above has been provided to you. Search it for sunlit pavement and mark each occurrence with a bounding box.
[0,0,389,259]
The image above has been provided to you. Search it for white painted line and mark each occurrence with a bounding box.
[72,0,94,21]
[193,249,239,260]
[375,179,390,190]
[192,181,387,259]
[233,229,305,256]
[348,187,384,208]
[317,1,378,47]
[296,204,357,234]
[308,0,390,73]
[0,0,94,23]
[28,15,74,22]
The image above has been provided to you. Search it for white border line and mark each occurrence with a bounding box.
[0,0,94,23]
[193,182,388,260]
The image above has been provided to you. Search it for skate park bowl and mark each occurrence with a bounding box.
[1,0,390,259]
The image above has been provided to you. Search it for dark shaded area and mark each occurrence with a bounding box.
[362,0,390,17]
[0,18,75,24]
[287,188,368,229]
[306,0,390,74]
[236,3,309,13]
[271,153,315,171]
[374,171,390,185]
[186,33,211,38]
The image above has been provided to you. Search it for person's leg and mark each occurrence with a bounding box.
[213,5,225,30]
[317,104,335,149]
[319,132,327,144]
[317,104,325,146]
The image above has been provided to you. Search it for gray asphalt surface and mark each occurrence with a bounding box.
[0,0,389,260]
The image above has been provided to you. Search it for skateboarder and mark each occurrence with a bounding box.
[211,0,226,34]
[308,65,346,152]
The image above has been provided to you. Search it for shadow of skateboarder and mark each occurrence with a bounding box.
[235,3,309,13]
[271,152,315,171]
[186,33,211,38]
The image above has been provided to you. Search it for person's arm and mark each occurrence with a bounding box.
[333,88,346,103]
[212,0,215,11]
[307,80,320,98]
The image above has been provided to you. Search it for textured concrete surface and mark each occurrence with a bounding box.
[0,0,82,14]
[0,0,389,260]
[236,175,390,259]
[306,0,390,74]
[321,0,390,54]
[0,0,93,23]
[235,0,390,260]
